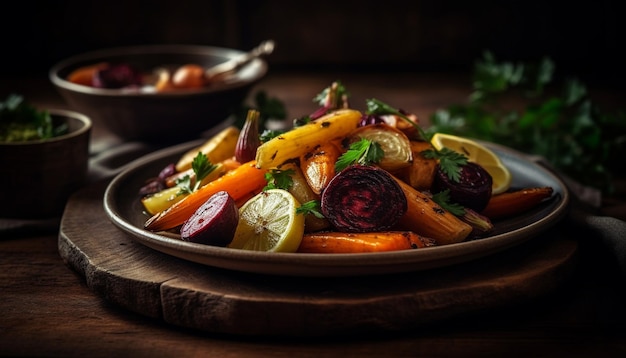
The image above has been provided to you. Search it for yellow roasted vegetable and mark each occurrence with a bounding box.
[255,109,362,169]
[175,126,240,172]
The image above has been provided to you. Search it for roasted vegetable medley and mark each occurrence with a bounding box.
[138,81,554,253]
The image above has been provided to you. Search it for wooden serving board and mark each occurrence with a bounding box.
[58,179,579,337]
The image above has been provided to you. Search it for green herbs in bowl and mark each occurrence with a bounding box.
[0,94,69,142]
[0,95,92,219]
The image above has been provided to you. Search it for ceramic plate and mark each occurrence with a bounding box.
[103,139,570,277]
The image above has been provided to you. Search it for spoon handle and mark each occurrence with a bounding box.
[205,39,275,80]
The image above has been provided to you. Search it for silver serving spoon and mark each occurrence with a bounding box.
[205,39,275,81]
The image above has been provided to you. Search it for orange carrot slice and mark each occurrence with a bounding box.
[145,160,266,231]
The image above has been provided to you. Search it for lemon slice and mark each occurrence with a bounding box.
[228,189,305,252]
[431,133,512,194]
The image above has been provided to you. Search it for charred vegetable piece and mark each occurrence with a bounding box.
[393,140,438,191]
[255,109,362,170]
[300,140,342,195]
[297,231,436,253]
[180,191,239,246]
[391,174,473,245]
[321,164,407,232]
[481,186,554,220]
[93,63,143,89]
[432,162,493,212]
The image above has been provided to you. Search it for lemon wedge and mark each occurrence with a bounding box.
[431,133,512,195]
[229,189,305,252]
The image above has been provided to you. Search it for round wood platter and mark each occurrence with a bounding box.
[58,179,579,337]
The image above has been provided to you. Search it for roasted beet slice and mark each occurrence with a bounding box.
[432,162,493,212]
[180,191,239,246]
[321,165,407,232]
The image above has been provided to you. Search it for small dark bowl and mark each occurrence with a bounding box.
[49,44,268,143]
[0,109,91,219]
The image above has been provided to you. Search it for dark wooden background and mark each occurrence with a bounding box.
[3,0,625,89]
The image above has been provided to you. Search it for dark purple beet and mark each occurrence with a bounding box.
[93,63,143,89]
[432,162,493,212]
[358,114,385,127]
[138,163,177,196]
[180,191,239,246]
[321,165,407,232]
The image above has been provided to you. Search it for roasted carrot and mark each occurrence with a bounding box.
[392,140,438,191]
[165,157,241,188]
[391,174,473,246]
[145,160,267,231]
[66,62,109,86]
[297,231,436,253]
[300,140,342,194]
[481,186,554,220]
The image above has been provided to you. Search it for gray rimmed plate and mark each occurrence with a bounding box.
[103,140,570,277]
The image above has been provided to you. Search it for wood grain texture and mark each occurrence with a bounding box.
[58,180,578,337]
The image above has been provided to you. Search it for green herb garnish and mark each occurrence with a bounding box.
[296,200,325,218]
[431,190,466,216]
[260,129,284,142]
[176,152,217,194]
[314,81,350,108]
[365,98,468,182]
[365,98,430,141]
[335,138,384,172]
[264,168,295,191]
[422,147,468,182]
[0,94,64,142]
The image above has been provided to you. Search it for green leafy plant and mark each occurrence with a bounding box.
[234,91,287,129]
[428,51,626,194]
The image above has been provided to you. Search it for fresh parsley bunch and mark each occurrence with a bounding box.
[428,51,626,194]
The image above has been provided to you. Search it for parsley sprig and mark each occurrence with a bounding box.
[264,168,326,219]
[431,190,465,216]
[365,98,468,182]
[335,138,384,172]
[422,147,468,182]
[296,200,325,218]
[365,98,430,141]
[264,168,295,191]
[175,152,217,194]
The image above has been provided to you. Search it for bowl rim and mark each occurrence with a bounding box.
[49,44,268,98]
[0,109,92,146]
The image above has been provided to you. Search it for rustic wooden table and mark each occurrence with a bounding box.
[2,71,625,357]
